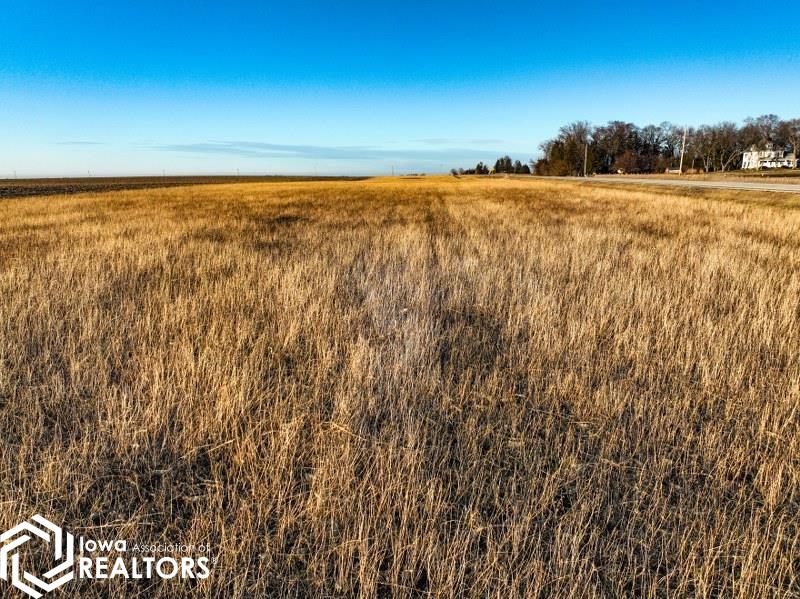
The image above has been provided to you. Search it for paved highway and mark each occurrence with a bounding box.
[559,176,800,194]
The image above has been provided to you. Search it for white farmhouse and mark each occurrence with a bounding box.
[741,145,798,169]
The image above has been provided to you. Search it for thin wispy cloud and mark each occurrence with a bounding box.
[156,141,501,162]
[414,138,505,146]
[56,141,106,146]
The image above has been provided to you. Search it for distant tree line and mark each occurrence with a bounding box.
[534,115,800,176]
[451,162,489,175]
[449,115,800,177]
[493,156,531,174]
[450,156,530,176]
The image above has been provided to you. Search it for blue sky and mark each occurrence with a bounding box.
[2,1,799,177]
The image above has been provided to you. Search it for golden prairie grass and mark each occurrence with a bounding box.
[0,177,798,597]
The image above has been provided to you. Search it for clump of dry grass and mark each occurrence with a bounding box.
[0,177,798,597]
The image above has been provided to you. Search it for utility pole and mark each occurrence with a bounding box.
[678,127,687,174]
[583,143,589,177]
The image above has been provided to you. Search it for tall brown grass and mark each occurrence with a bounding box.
[0,177,798,597]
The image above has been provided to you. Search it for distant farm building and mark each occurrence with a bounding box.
[741,146,798,169]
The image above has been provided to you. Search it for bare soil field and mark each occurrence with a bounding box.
[0,177,798,597]
[0,175,365,200]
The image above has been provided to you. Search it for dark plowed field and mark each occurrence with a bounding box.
[0,175,367,199]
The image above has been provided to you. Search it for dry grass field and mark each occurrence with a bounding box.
[1,177,798,597]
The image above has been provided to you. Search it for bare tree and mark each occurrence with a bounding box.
[692,126,717,172]
[715,122,744,171]
[779,118,800,160]
[743,114,781,147]
[557,122,592,175]
[660,122,683,167]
